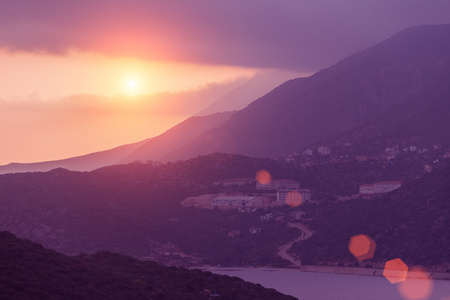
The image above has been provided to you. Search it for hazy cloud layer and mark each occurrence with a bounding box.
[0,79,246,165]
[1,0,449,72]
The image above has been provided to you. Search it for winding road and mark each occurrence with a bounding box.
[277,223,313,267]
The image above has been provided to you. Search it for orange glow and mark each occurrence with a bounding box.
[0,50,256,100]
[256,169,271,185]
[383,258,409,284]
[348,234,376,261]
[124,78,140,95]
[127,79,138,89]
[285,191,302,207]
[0,50,258,164]
[398,267,433,300]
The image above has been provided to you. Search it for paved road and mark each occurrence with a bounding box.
[277,223,313,266]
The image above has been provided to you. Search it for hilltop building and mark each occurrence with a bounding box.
[211,196,262,208]
[303,149,313,156]
[277,189,311,204]
[359,181,402,197]
[317,146,331,155]
[385,145,400,156]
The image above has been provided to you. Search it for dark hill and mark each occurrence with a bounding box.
[0,231,297,300]
[0,154,300,266]
[162,24,450,161]
[0,150,449,272]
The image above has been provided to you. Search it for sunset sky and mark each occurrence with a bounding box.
[1,0,450,165]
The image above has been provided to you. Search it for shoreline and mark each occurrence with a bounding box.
[201,265,450,281]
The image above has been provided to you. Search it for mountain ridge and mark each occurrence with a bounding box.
[0,112,234,174]
[3,24,450,171]
[120,111,235,164]
[0,139,148,174]
[162,24,450,161]
[196,70,304,116]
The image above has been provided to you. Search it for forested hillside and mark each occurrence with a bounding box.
[0,153,448,269]
[291,163,450,271]
[0,232,296,300]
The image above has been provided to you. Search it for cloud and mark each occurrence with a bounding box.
[1,0,450,71]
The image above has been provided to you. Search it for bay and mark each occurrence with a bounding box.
[210,268,450,300]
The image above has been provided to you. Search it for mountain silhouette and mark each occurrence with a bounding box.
[162,24,450,161]
[3,24,450,172]
[0,140,147,174]
[0,112,233,174]
[119,111,234,164]
[196,69,303,116]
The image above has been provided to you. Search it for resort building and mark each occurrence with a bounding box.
[277,189,311,204]
[211,196,263,208]
[359,181,402,196]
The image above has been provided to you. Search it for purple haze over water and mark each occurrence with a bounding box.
[211,268,450,300]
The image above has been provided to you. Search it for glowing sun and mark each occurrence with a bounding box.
[125,78,139,95]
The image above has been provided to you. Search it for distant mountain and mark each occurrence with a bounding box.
[162,24,450,161]
[120,111,234,164]
[0,140,148,174]
[196,69,304,116]
[0,231,296,300]
[0,112,234,173]
[6,25,449,171]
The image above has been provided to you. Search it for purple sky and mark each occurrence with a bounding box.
[1,0,450,72]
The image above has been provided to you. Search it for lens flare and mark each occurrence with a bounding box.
[398,267,433,300]
[285,190,303,207]
[256,169,271,185]
[383,258,409,284]
[348,234,376,261]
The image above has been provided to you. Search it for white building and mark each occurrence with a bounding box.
[385,145,400,156]
[260,213,274,222]
[250,227,262,234]
[211,196,262,208]
[317,146,331,156]
[277,189,311,204]
[359,181,402,196]
[303,149,313,156]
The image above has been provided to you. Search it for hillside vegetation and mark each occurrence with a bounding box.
[0,231,296,300]
[0,154,299,266]
[291,163,450,270]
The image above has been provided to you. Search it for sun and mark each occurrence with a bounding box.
[125,78,139,95]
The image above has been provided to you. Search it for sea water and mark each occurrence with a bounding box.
[210,268,450,300]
